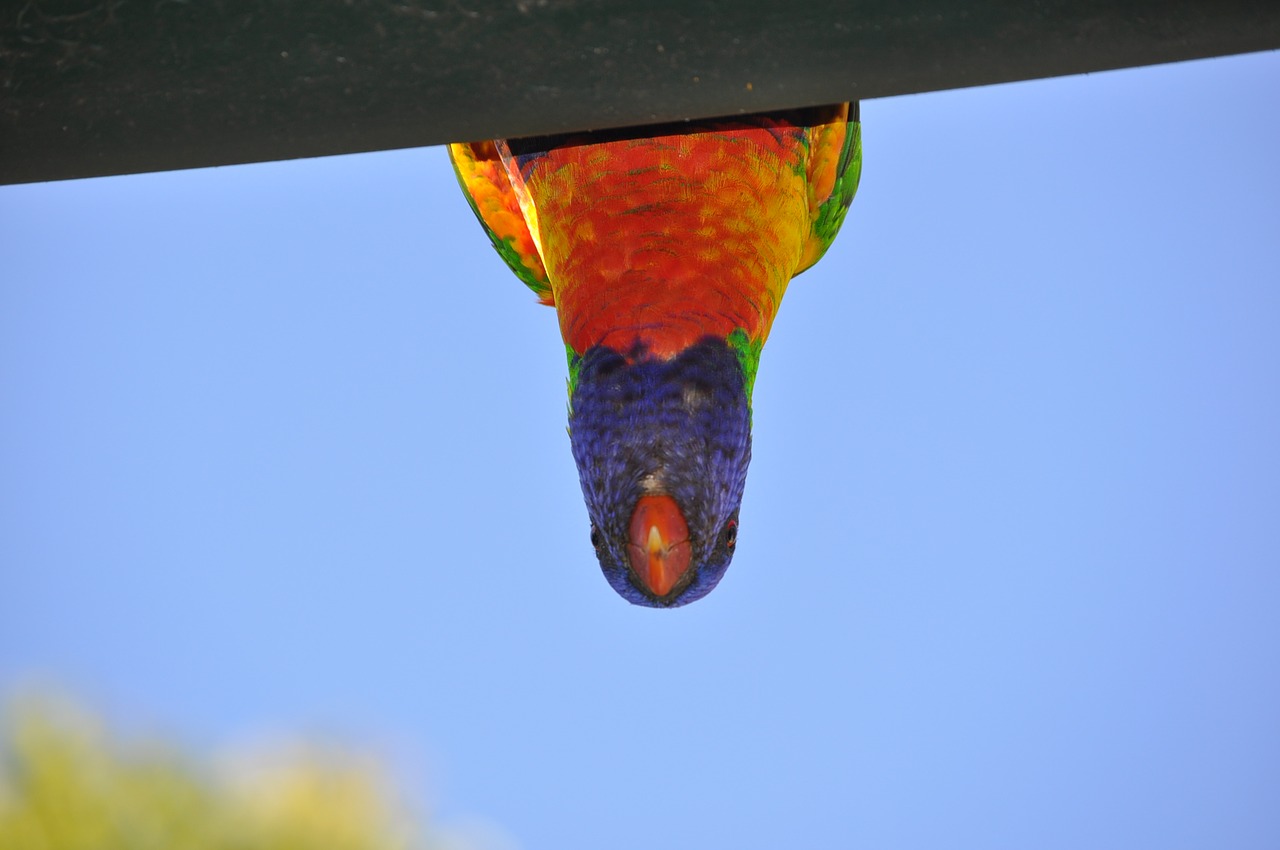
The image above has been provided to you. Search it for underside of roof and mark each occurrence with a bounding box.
[2,0,1277,184]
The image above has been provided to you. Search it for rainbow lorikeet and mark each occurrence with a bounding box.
[449,103,862,607]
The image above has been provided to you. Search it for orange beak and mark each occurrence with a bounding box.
[627,494,693,598]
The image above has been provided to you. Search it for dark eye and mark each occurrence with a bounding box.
[722,519,738,549]
[590,524,603,550]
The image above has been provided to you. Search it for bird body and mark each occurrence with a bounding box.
[450,103,861,607]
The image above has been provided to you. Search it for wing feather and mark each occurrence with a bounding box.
[795,102,863,276]
[448,141,554,305]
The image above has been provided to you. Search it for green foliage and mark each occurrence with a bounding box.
[0,699,440,850]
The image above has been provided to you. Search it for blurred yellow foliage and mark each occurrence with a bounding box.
[0,699,434,850]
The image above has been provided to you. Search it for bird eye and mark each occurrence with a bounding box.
[722,519,738,549]
[590,524,603,550]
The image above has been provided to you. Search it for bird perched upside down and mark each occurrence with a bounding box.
[449,103,861,607]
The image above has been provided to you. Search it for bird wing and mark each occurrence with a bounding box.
[795,102,863,276]
[448,141,554,305]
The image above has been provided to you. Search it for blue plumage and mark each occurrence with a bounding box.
[569,338,751,607]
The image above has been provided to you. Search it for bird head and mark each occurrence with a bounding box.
[568,337,752,607]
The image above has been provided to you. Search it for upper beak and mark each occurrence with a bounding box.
[626,494,693,598]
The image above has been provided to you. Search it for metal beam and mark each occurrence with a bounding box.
[2,1,1277,184]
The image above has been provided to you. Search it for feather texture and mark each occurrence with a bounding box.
[449,104,861,606]
[449,103,861,366]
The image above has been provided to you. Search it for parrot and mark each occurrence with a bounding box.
[448,102,861,607]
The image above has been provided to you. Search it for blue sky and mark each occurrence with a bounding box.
[3,51,1278,849]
